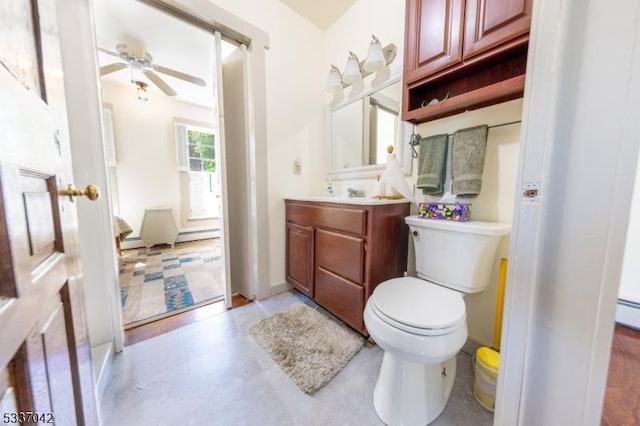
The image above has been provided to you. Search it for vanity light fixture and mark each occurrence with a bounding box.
[343,51,362,85]
[363,35,386,72]
[325,34,397,93]
[325,65,343,93]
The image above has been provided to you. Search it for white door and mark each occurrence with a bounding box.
[213,32,233,307]
[0,1,98,423]
[219,42,255,300]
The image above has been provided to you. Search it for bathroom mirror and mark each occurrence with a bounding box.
[327,68,413,180]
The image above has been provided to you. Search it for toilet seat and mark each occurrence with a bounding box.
[370,277,466,336]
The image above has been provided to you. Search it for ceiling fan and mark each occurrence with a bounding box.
[98,43,206,96]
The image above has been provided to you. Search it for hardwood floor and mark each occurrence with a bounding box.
[602,324,640,425]
[124,294,252,346]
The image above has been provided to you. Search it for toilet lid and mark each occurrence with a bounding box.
[371,277,465,330]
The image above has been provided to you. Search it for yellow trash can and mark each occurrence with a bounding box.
[474,347,500,412]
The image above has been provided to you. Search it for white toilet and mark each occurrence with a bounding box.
[364,215,510,426]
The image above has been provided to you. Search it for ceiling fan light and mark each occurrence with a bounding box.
[98,43,204,97]
[134,80,149,102]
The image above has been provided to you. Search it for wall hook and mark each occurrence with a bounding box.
[409,132,422,158]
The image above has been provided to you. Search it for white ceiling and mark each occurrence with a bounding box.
[93,0,230,107]
[93,0,353,106]
[278,0,358,30]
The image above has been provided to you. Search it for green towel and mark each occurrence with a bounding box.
[452,125,489,196]
[416,134,449,195]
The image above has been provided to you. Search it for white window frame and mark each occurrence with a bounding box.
[174,119,219,220]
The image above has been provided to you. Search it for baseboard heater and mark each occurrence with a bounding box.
[616,298,640,330]
[121,229,219,250]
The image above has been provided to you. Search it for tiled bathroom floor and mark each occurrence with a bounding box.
[101,290,494,425]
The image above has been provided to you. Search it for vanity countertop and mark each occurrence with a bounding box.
[285,195,411,206]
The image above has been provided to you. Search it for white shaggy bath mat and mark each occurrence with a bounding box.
[249,303,364,395]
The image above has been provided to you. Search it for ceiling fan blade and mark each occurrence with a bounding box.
[100,62,127,76]
[98,47,120,57]
[154,65,206,87]
[143,70,177,96]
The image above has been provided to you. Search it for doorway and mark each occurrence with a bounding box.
[93,0,239,329]
[602,148,640,424]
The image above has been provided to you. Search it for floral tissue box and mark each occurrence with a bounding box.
[418,202,472,222]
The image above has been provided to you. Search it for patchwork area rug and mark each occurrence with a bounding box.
[119,239,224,328]
[249,304,364,395]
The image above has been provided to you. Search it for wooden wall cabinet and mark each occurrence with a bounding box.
[403,0,533,123]
[285,200,410,335]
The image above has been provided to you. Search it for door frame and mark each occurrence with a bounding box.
[142,0,272,301]
[53,0,272,359]
[496,0,640,424]
[55,0,124,358]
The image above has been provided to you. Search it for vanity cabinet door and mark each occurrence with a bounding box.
[404,0,465,84]
[463,0,532,60]
[286,222,314,297]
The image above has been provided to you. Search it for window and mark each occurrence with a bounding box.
[175,122,219,219]
[187,129,216,173]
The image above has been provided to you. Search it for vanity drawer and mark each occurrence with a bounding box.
[286,202,367,236]
[315,267,364,332]
[315,229,364,284]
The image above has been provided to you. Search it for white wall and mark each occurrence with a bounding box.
[322,0,521,346]
[208,0,326,291]
[324,0,406,77]
[414,101,521,346]
[101,82,218,238]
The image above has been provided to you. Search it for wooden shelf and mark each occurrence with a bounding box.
[403,74,526,124]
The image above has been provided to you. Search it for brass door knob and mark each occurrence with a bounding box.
[63,184,101,202]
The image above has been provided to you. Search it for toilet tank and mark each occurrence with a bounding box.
[405,216,510,293]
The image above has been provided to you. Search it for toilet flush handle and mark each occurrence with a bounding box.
[412,230,418,237]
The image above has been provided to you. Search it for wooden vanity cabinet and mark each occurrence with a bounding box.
[285,200,410,335]
[403,0,533,124]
